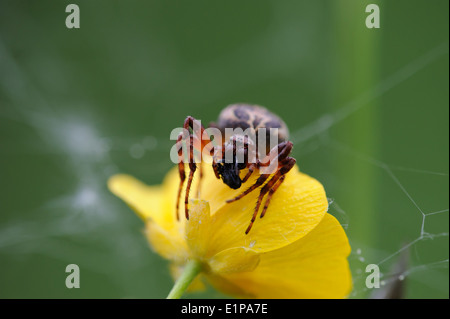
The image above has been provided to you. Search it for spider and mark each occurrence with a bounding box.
[175,103,296,234]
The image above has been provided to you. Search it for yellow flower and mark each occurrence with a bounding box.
[108,165,352,298]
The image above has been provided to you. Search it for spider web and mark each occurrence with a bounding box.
[0,2,448,298]
[286,42,449,297]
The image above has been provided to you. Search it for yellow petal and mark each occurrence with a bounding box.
[108,173,187,258]
[185,199,261,274]
[205,274,253,298]
[110,164,329,264]
[159,165,328,255]
[108,172,187,230]
[184,199,212,258]
[203,165,329,255]
[208,213,352,299]
[208,247,260,274]
[145,221,189,263]
[108,174,165,224]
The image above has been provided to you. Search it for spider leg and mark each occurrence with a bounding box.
[211,144,223,179]
[260,175,285,219]
[226,141,291,203]
[258,141,291,172]
[184,162,196,220]
[244,141,296,234]
[176,134,186,221]
[212,158,221,179]
[175,116,211,220]
[175,167,186,220]
[259,153,296,219]
[245,172,283,234]
[241,162,257,183]
[225,173,270,203]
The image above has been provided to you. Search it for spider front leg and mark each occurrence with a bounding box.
[242,162,257,183]
[245,141,296,234]
[226,141,291,204]
[175,116,210,220]
[225,141,295,234]
[175,134,197,220]
[246,156,296,233]
[212,145,224,180]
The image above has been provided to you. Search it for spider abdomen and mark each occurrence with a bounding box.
[216,103,289,154]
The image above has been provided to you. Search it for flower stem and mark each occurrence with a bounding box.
[166,259,202,299]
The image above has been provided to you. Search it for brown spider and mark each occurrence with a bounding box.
[175,103,296,234]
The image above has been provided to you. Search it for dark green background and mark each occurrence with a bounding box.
[0,0,448,298]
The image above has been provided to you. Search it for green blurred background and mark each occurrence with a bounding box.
[0,0,448,298]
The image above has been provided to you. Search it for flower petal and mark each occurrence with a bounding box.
[184,199,212,258]
[145,221,189,263]
[108,174,165,224]
[208,247,260,274]
[108,172,188,230]
[108,173,187,254]
[208,213,352,299]
[203,165,329,255]
[185,200,261,274]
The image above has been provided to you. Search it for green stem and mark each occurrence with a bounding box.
[332,0,381,298]
[333,0,381,243]
[166,259,203,299]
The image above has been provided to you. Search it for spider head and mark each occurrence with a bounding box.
[214,135,253,189]
[216,161,246,189]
